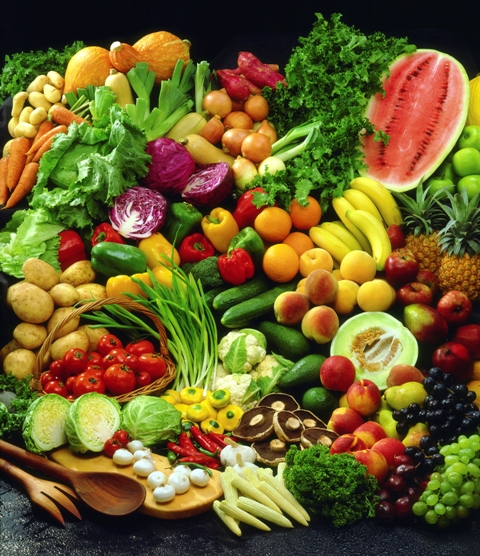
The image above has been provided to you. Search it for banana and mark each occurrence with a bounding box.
[319,221,363,251]
[345,209,392,271]
[309,226,352,265]
[349,177,403,226]
[331,196,373,254]
[343,188,384,222]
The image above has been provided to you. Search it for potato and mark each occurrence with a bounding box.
[50,329,89,361]
[5,281,25,308]
[9,282,55,324]
[47,307,80,339]
[76,325,110,352]
[49,283,80,307]
[3,349,37,379]
[60,260,96,287]
[22,258,60,291]
[13,323,48,350]
[0,339,22,365]
[76,282,107,301]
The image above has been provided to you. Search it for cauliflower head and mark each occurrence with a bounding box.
[218,330,266,373]
[249,354,281,381]
[215,373,255,409]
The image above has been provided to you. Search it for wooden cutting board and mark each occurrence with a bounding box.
[50,448,223,520]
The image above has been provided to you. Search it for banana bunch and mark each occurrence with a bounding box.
[309,177,403,271]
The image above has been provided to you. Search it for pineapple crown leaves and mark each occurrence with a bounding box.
[435,188,480,257]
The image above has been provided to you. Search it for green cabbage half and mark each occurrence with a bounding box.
[121,396,182,447]
[65,392,122,453]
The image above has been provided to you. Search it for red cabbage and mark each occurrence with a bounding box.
[181,163,233,207]
[109,186,167,239]
[144,137,196,195]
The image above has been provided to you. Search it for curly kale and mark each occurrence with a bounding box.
[284,444,379,527]
[0,374,38,439]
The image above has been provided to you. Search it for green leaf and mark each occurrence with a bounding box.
[224,335,248,374]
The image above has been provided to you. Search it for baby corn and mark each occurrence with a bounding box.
[237,496,294,528]
[219,500,271,531]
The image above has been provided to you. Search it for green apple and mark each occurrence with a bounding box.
[457,174,480,200]
[452,147,480,177]
[425,160,457,197]
[426,179,456,197]
[457,125,480,151]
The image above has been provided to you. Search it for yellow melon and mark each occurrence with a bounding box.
[466,74,480,127]
[64,46,115,94]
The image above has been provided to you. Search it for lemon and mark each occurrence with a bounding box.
[466,74,480,127]
[301,387,338,422]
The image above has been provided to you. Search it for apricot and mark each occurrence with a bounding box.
[331,279,359,315]
[357,279,395,312]
[339,250,377,284]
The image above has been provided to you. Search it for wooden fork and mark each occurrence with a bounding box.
[0,456,82,525]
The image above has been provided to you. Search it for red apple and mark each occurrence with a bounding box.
[416,269,440,298]
[452,324,480,359]
[403,303,449,345]
[384,248,420,288]
[436,290,473,326]
[320,355,356,392]
[396,281,434,307]
[432,341,473,384]
[387,224,406,251]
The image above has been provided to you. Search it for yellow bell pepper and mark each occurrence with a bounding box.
[216,404,244,431]
[186,403,210,423]
[200,418,225,434]
[105,272,152,299]
[201,207,239,253]
[138,232,180,269]
[179,387,204,405]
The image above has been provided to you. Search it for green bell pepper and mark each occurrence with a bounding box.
[161,202,203,246]
[90,242,148,277]
[228,226,266,269]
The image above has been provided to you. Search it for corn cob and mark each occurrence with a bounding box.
[219,500,271,531]
[237,496,294,528]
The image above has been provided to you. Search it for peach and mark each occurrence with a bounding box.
[331,279,359,315]
[330,433,367,454]
[353,421,387,448]
[353,448,389,483]
[386,364,425,388]
[304,268,338,306]
[371,438,406,469]
[273,290,310,326]
[339,393,350,408]
[320,355,356,392]
[356,278,395,312]
[327,407,365,435]
[339,250,377,285]
[301,305,339,344]
[346,379,382,417]
[299,247,334,277]
[296,277,307,294]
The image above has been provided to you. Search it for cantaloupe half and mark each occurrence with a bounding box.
[360,49,470,192]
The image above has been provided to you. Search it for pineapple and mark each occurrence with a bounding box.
[436,189,480,301]
[393,185,448,274]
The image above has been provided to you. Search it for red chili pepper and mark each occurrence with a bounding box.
[232,187,268,229]
[206,431,235,449]
[58,230,87,271]
[178,455,221,469]
[218,247,255,286]
[166,442,199,458]
[91,222,125,246]
[190,425,221,455]
[179,432,198,453]
[178,233,216,264]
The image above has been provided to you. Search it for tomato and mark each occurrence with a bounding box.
[103,364,136,395]
[137,353,167,381]
[97,334,124,357]
[65,375,77,394]
[112,429,131,447]
[102,348,128,368]
[86,351,103,366]
[73,374,106,398]
[124,353,139,371]
[48,360,65,380]
[41,371,57,388]
[125,339,156,357]
[83,365,105,379]
[63,348,88,377]
[103,437,124,458]
[135,370,152,388]
[43,379,68,397]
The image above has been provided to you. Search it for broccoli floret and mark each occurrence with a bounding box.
[181,256,225,291]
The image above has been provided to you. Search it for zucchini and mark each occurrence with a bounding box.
[213,275,273,311]
[257,321,312,362]
[220,279,299,328]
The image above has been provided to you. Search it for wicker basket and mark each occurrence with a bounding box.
[30,297,176,403]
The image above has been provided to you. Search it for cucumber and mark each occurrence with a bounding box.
[203,285,228,310]
[213,275,272,311]
[257,321,312,362]
[278,353,326,389]
[220,279,299,328]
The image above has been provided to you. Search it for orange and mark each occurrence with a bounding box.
[282,231,314,257]
[289,195,322,231]
[254,206,292,243]
[262,243,299,283]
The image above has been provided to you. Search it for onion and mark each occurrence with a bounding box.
[256,119,277,144]
[202,90,233,118]
[200,115,225,144]
[232,157,258,191]
[258,156,286,176]
[181,162,234,207]
[223,110,253,130]
[222,128,252,157]
[243,95,269,121]
[241,132,272,163]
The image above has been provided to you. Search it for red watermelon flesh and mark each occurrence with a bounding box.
[360,49,470,192]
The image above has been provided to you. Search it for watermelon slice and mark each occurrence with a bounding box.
[360,49,470,192]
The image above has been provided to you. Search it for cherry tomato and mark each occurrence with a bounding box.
[83,365,105,379]
[43,379,68,397]
[73,374,106,398]
[103,437,124,458]
[102,348,129,368]
[137,353,167,381]
[63,348,88,377]
[124,353,139,371]
[65,375,77,394]
[125,339,156,356]
[48,360,65,380]
[112,429,131,447]
[86,351,103,366]
[103,364,136,396]
[97,334,124,357]
[135,370,152,388]
[41,371,57,388]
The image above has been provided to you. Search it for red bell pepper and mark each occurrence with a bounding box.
[58,230,87,271]
[91,222,125,246]
[232,187,268,229]
[178,233,216,264]
[218,248,255,286]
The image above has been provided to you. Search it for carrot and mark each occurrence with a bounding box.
[26,124,67,157]
[32,119,55,145]
[32,134,60,162]
[0,156,9,205]
[6,136,31,191]
[50,105,90,127]
[4,162,39,209]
